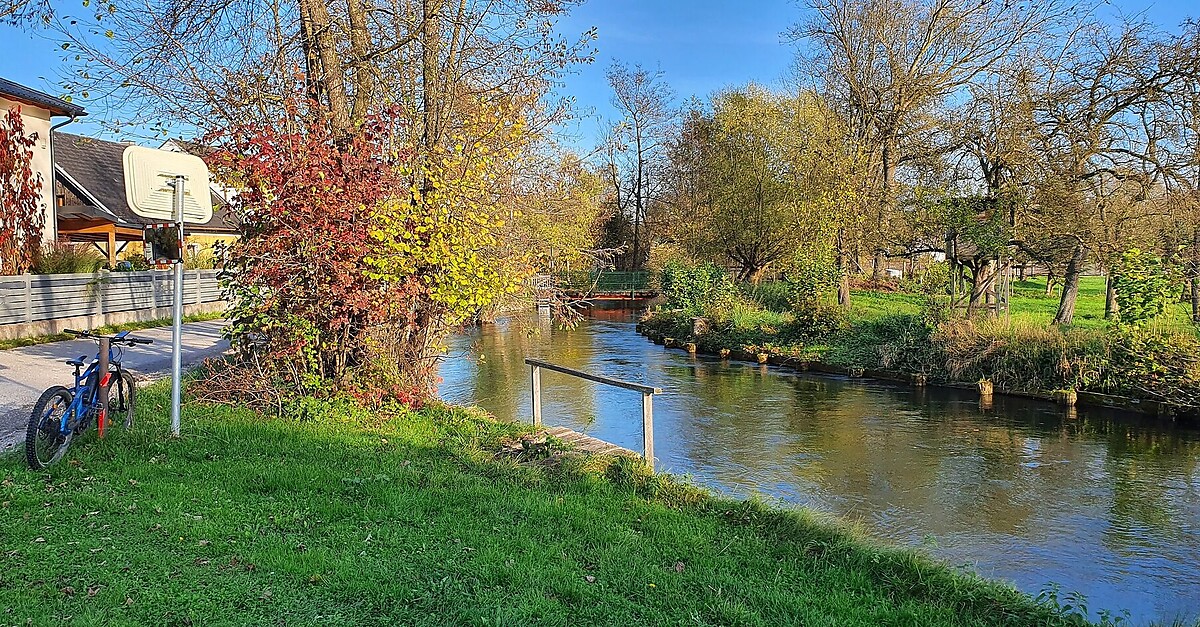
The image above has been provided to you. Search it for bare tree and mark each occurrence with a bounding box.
[1151,20,1200,322]
[602,61,676,271]
[54,0,595,143]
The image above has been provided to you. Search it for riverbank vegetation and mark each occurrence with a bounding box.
[602,4,1200,414]
[0,381,1102,626]
[640,264,1200,410]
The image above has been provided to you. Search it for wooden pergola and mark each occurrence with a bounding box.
[57,218,144,266]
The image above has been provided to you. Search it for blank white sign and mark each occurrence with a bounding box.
[122,146,213,223]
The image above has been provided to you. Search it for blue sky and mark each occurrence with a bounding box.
[0,0,1194,143]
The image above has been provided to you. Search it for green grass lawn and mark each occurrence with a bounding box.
[0,383,1077,626]
[850,276,1196,332]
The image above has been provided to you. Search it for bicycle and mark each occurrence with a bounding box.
[25,329,154,470]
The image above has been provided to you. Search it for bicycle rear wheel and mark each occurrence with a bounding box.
[26,386,74,470]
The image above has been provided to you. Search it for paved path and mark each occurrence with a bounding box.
[0,320,228,449]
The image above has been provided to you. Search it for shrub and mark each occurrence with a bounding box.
[1111,249,1179,325]
[789,300,847,338]
[1105,326,1200,407]
[31,242,105,274]
[659,261,738,315]
[898,262,950,296]
[0,106,44,275]
[786,254,840,305]
[205,103,407,402]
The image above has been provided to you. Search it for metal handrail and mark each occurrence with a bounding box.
[523,357,661,471]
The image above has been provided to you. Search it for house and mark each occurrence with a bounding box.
[2,77,239,267]
[53,131,240,265]
[0,77,86,243]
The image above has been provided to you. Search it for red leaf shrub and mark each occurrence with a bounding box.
[205,103,421,401]
[0,106,45,275]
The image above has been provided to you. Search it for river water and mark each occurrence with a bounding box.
[437,308,1200,624]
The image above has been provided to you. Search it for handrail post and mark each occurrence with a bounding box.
[531,363,542,426]
[641,391,654,471]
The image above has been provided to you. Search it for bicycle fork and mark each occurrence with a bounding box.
[97,372,112,439]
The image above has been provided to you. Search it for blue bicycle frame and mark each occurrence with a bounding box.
[55,331,131,438]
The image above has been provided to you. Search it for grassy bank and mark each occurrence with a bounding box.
[640,276,1200,411]
[0,382,1082,626]
[0,311,225,351]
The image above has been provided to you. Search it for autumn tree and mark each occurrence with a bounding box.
[0,107,44,275]
[672,86,853,283]
[205,104,407,399]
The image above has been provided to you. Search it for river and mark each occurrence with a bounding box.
[437,308,1200,625]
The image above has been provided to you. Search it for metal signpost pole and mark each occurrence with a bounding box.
[170,175,185,437]
[122,146,211,438]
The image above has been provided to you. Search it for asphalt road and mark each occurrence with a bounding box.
[0,320,229,450]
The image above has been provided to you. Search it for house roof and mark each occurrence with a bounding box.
[0,77,87,117]
[162,137,214,159]
[53,131,239,234]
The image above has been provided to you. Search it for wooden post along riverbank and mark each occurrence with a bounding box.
[525,358,662,471]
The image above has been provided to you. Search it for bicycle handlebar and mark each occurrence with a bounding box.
[64,329,153,345]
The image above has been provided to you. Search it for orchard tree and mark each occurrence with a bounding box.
[788,0,1071,297]
[0,107,44,275]
[1017,19,1179,326]
[1152,20,1200,323]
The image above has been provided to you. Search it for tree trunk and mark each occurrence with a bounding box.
[421,0,442,152]
[1044,270,1055,296]
[630,136,643,271]
[747,265,766,285]
[298,0,352,135]
[297,3,323,105]
[836,234,851,308]
[345,0,373,125]
[1104,271,1119,320]
[1193,227,1200,323]
[1052,246,1085,326]
[985,259,998,317]
[966,260,993,317]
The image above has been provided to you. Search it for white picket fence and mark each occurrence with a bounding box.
[0,269,223,327]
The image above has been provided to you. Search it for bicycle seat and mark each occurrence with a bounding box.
[65,355,88,367]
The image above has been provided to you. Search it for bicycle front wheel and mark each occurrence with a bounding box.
[26,386,74,470]
[110,370,137,429]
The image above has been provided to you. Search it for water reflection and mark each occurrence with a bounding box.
[438,310,1200,625]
